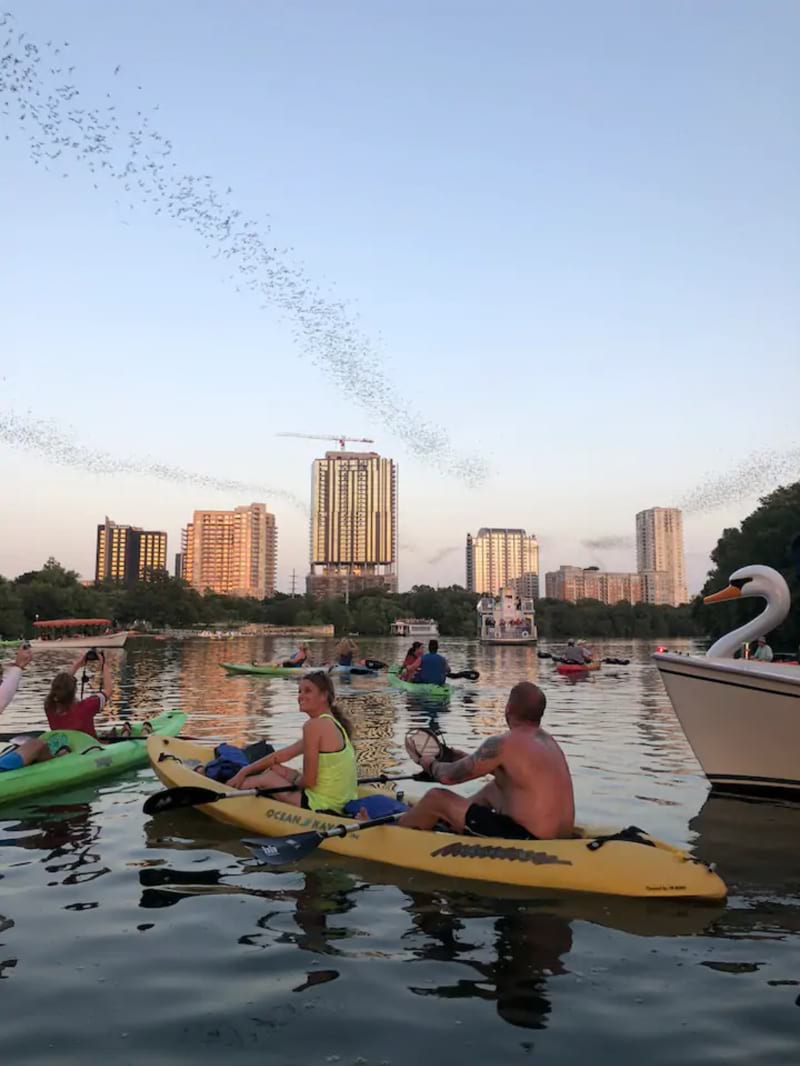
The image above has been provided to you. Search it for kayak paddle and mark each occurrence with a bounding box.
[249,812,402,866]
[446,669,480,681]
[143,772,416,815]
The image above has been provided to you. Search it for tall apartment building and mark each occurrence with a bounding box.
[465,528,539,598]
[307,451,397,598]
[545,565,643,605]
[181,503,277,599]
[635,507,688,606]
[95,517,167,584]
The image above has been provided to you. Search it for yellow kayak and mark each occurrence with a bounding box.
[146,736,727,901]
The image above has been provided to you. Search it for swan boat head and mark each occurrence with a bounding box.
[704,564,792,658]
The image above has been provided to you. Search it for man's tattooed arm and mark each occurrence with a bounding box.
[431,735,504,785]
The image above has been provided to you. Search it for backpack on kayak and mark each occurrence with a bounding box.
[203,741,275,783]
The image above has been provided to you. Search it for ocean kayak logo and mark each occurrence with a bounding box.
[430,841,572,866]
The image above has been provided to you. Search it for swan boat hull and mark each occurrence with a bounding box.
[653,652,800,798]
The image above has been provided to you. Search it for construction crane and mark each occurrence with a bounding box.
[276,432,375,451]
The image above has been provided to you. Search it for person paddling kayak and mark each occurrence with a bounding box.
[413,640,450,686]
[227,671,357,813]
[256,643,310,670]
[560,640,593,665]
[398,682,574,840]
[399,641,423,680]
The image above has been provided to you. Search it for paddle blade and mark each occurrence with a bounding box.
[364,659,387,671]
[252,830,325,866]
[143,786,221,815]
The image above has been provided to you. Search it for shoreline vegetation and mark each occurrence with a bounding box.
[1,482,796,642]
[0,562,703,640]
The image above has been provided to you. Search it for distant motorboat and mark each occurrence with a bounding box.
[390,618,440,639]
[654,565,800,798]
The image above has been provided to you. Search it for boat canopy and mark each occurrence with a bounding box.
[33,618,112,629]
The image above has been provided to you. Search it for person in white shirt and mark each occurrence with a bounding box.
[752,638,774,662]
[0,646,32,713]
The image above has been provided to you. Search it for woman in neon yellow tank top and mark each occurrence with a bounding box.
[228,671,357,813]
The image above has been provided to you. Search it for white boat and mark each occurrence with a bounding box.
[29,618,129,651]
[654,564,800,798]
[390,618,440,639]
[477,587,537,645]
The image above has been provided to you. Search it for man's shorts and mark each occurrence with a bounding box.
[464,803,537,840]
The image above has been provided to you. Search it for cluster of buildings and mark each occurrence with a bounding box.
[93,446,688,607]
[94,448,397,601]
[544,508,688,608]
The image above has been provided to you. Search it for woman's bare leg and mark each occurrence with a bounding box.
[237,765,304,806]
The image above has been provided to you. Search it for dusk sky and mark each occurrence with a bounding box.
[2,2,798,593]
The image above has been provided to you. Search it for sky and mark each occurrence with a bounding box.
[2,1,798,594]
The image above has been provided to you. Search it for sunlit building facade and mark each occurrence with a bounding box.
[307,451,397,598]
[95,517,167,584]
[544,566,644,605]
[181,503,277,599]
[636,507,688,606]
[466,528,539,598]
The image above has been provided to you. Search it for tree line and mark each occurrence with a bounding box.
[1,560,700,639]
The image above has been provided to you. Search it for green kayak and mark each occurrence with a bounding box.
[0,639,21,648]
[0,710,186,806]
[222,662,308,678]
[388,666,450,699]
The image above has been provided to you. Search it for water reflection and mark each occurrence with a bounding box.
[405,895,572,1029]
[1,799,109,885]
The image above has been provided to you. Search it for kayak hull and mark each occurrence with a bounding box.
[223,662,376,678]
[0,710,186,805]
[388,666,449,698]
[557,661,601,676]
[146,736,727,900]
[222,662,307,678]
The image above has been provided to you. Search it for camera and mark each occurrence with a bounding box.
[85,647,100,662]
[20,641,31,650]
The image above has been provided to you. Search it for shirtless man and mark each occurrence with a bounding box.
[397,681,574,840]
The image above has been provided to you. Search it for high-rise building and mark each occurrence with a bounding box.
[465,529,539,598]
[95,517,168,584]
[635,507,688,606]
[181,503,277,598]
[307,451,397,598]
[544,565,644,605]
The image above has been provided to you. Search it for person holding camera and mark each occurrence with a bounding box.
[44,650,112,739]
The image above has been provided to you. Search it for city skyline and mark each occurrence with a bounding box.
[0,488,765,599]
[2,5,796,595]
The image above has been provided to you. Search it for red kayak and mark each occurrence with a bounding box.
[557,661,601,675]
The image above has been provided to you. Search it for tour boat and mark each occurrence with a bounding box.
[477,587,537,645]
[28,618,129,650]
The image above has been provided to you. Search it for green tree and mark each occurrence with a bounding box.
[0,578,25,638]
[693,481,800,651]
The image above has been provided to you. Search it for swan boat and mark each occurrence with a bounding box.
[654,565,800,798]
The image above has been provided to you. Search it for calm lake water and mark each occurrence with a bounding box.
[1,637,799,1065]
